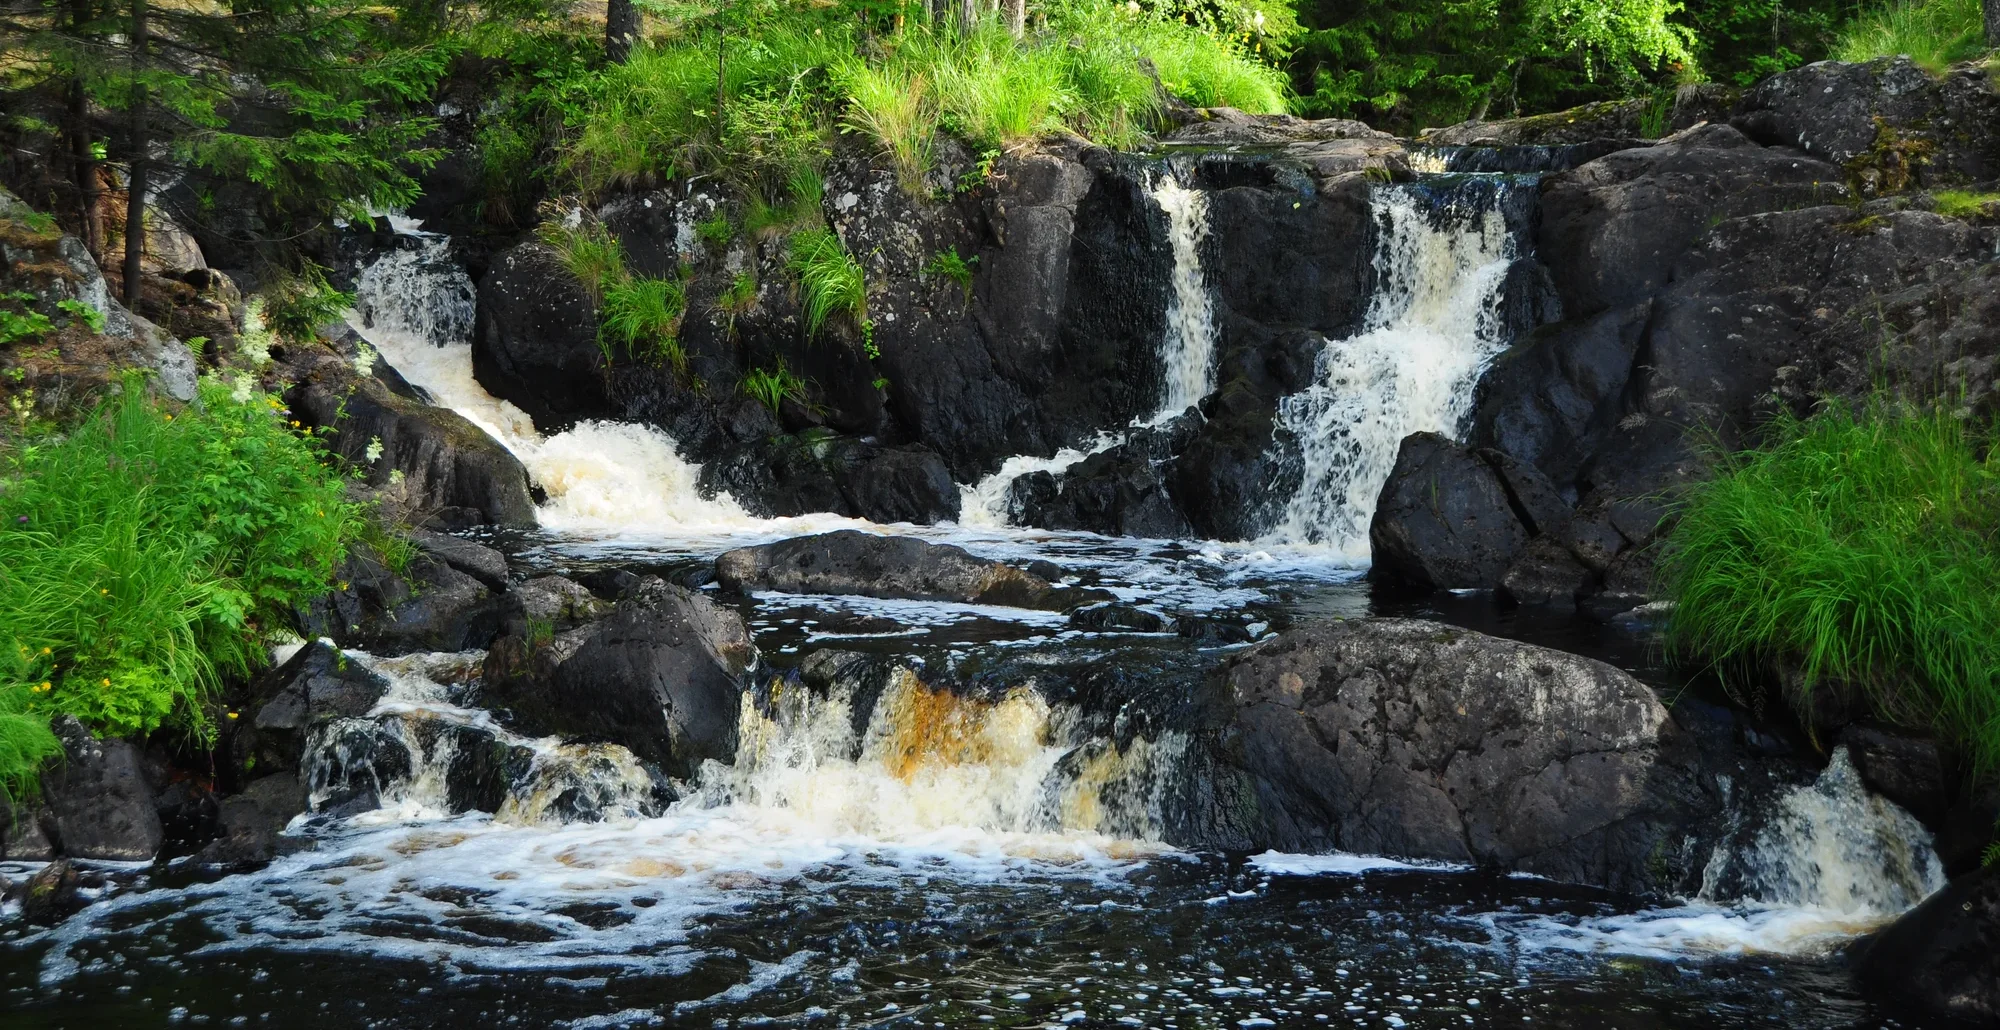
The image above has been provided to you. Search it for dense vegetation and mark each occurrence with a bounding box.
[1661,400,2000,775]
[0,376,371,800]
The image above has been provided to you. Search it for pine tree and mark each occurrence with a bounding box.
[9,0,451,304]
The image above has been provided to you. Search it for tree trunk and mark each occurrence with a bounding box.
[1986,0,1999,47]
[122,0,147,310]
[957,0,975,33]
[1007,0,1024,37]
[606,0,639,63]
[714,23,727,134]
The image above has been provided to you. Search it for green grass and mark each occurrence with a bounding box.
[1934,189,2000,218]
[0,375,367,800]
[1660,398,2000,774]
[741,361,810,415]
[599,276,688,370]
[696,210,734,248]
[788,227,866,338]
[537,218,627,300]
[1834,0,1991,74]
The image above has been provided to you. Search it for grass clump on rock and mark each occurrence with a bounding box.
[1833,0,1991,74]
[1660,397,2000,772]
[0,375,370,800]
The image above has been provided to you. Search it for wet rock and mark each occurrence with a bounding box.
[423,722,536,815]
[1855,863,2000,1024]
[480,577,755,778]
[1219,618,1703,891]
[1498,535,1592,608]
[492,575,609,637]
[306,548,499,656]
[1838,724,1950,828]
[230,640,390,773]
[306,719,414,815]
[196,773,308,866]
[715,530,1106,610]
[1539,123,1845,320]
[1469,301,1651,491]
[1176,616,1254,647]
[0,806,55,861]
[41,718,163,862]
[1733,57,2000,188]
[409,529,510,590]
[837,445,961,525]
[288,359,538,529]
[20,859,82,925]
[1010,446,1195,540]
[1368,433,1530,591]
[472,242,610,432]
[1068,602,1170,634]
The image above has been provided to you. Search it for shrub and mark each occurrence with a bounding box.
[1833,0,1989,75]
[923,246,977,295]
[0,375,367,799]
[788,227,866,338]
[599,276,688,370]
[1660,398,2000,774]
[261,264,354,344]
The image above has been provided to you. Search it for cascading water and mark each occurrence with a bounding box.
[958,168,1218,526]
[345,230,754,537]
[1262,179,1524,555]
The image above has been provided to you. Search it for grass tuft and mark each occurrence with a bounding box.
[741,361,810,415]
[599,276,688,370]
[788,227,866,338]
[1660,397,2000,774]
[1933,189,2000,219]
[1833,0,1990,75]
[537,218,626,300]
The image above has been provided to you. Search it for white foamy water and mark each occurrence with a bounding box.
[1262,184,1520,556]
[956,431,1123,528]
[346,231,767,538]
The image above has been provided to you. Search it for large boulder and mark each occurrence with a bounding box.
[715,530,1100,609]
[302,546,500,656]
[471,241,611,432]
[41,717,164,862]
[1733,57,2000,189]
[479,577,754,778]
[226,641,390,775]
[195,773,309,867]
[1855,863,2000,1024]
[1368,433,1544,591]
[288,358,538,529]
[1215,618,1708,891]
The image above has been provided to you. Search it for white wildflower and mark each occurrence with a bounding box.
[352,341,378,377]
[364,436,384,463]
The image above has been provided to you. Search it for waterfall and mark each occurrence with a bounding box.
[1149,173,1217,421]
[1262,181,1523,556]
[958,170,1217,526]
[346,230,753,537]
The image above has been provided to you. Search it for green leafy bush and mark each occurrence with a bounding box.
[599,276,689,370]
[1660,398,2000,773]
[0,375,367,799]
[1834,0,1989,74]
[788,227,866,338]
[0,292,56,348]
[697,210,735,248]
[261,265,355,344]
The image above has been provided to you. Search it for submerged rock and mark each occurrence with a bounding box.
[1856,863,2000,1023]
[481,577,755,778]
[715,530,1105,610]
[19,859,82,925]
[1217,618,1708,891]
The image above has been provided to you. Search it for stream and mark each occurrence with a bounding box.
[0,166,1952,1029]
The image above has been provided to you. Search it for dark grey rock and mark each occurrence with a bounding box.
[1733,57,2000,188]
[715,530,1104,610]
[409,529,510,590]
[306,550,499,656]
[1068,603,1171,634]
[480,578,755,778]
[235,641,390,772]
[1217,618,1704,892]
[42,718,163,862]
[1855,863,2000,1024]
[1499,535,1593,608]
[196,774,308,866]
[19,858,81,925]
[1368,433,1530,591]
[0,805,55,861]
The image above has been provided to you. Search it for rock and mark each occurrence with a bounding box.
[1177,616,1254,647]
[1538,123,1845,319]
[1733,57,2000,189]
[0,806,55,861]
[304,547,500,656]
[491,575,609,637]
[195,773,308,866]
[409,529,510,590]
[1368,433,1531,591]
[1218,618,1700,891]
[232,640,390,772]
[1855,863,2000,1024]
[480,577,755,778]
[20,859,82,925]
[1068,602,1170,634]
[1010,445,1195,539]
[288,359,538,529]
[472,242,612,432]
[1469,302,1651,491]
[1498,535,1592,607]
[1838,724,1950,827]
[1166,109,1395,146]
[715,530,1101,610]
[837,445,961,525]
[41,718,163,862]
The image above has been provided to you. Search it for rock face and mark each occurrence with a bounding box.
[1732,57,2000,188]
[196,774,309,866]
[41,717,164,862]
[1217,618,1709,891]
[1856,863,2000,1024]
[480,577,755,778]
[715,531,1097,609]
[288,357,537,529]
